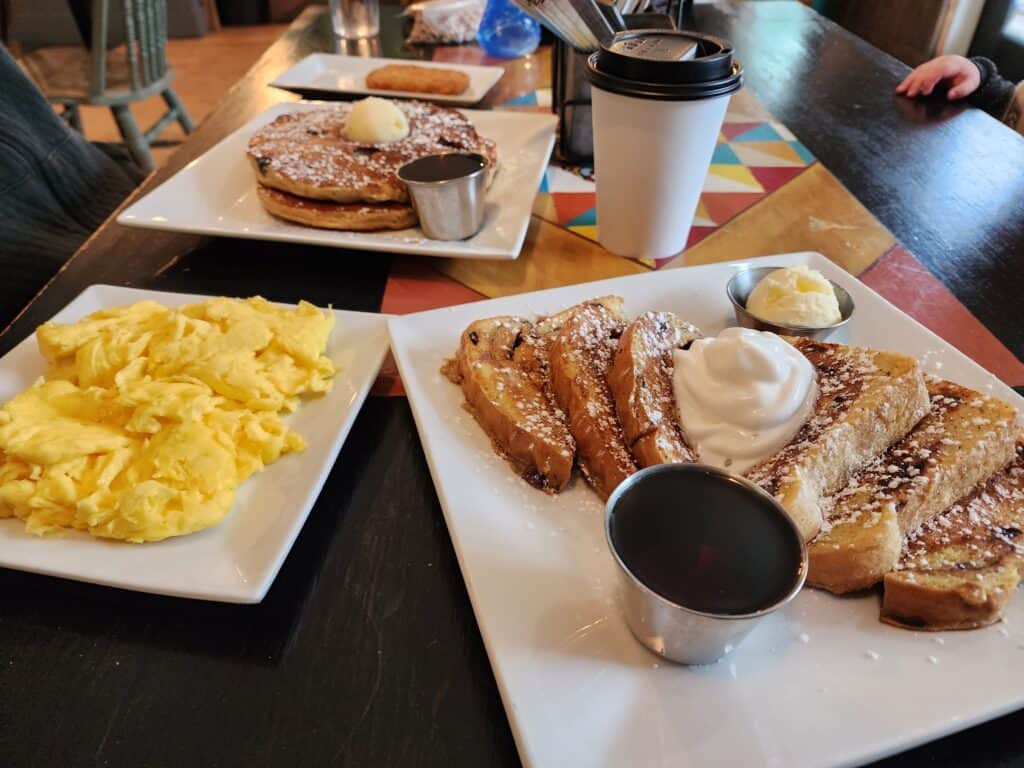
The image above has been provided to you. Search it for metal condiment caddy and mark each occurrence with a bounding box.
[552,12,677,164]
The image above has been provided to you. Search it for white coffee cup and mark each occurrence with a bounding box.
[587,32,743,262]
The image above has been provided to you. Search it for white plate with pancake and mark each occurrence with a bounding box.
[0,285,389,603]
[270,54,505,106]
[388,252,1024,768]
[117,101,556,260]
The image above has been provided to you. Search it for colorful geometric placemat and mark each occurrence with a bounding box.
[500,88,816,268]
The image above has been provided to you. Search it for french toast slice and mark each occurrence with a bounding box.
[882,444,1024,630]
[608,312,702,469]
[442,296,626,493]
[547,298,638,500]
[808,380,1019,593]
[444,316,574,492]
[746,338,930,542]
[515,296,626,389]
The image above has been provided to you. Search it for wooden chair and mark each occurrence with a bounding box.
[19,0,193,172]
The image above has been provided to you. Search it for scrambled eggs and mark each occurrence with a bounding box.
[0,297,336,542]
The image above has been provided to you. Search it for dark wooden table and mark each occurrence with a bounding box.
[2,3,1023,766]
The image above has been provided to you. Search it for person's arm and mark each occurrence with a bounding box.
[1003,82,1024,135]
[897,55,1021,134]
[966,57,1017,123]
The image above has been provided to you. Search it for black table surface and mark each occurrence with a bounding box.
[2,3,1024,766]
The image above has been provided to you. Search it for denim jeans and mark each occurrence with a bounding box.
[0,43,142,329]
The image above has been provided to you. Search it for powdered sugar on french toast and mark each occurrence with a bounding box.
[746,339,883,495]
[615,311,700,463]
[548,303,634,495]
[555,304,636,486]
[493,322,572,459]
[821,387,963,529]
[819,382,1017,537]
[899,445,1024,571]
[453,316,575,492]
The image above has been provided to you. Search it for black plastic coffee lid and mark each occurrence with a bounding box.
[586,29,743,101]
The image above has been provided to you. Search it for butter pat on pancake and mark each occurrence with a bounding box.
[0,297,336,543]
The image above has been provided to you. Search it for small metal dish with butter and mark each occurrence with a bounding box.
[726,265,855,342]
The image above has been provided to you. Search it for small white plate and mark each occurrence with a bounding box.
[117,102,556,261]
[389,252,1024,768]
[0,285,389,603]
[270,53,505,106]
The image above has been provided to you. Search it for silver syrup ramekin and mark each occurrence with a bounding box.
[605,464,808,665]
[397,152,488,241]
[726,265,855,342]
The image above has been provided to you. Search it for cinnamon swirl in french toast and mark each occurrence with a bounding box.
[609,312,702,469]
[441,297,624,493]
[443,316,574,493]
[546,299,637,500]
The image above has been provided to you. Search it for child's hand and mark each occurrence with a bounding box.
[896,55,981,100]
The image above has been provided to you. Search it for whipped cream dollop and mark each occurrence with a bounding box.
[672,327,817,473]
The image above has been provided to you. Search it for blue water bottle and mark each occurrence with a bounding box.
[477,0,541,58]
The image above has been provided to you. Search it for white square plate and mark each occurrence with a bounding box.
[0,285,389,603]
[117,102,556,260]
[388,252,1024,768]
[270,54,506,106]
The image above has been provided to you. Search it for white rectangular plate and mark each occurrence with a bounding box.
[388,252,1024,768]
[270,54,505,106]
[117,102,556,260]
[0,285,389,603]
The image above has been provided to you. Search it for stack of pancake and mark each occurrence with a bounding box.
[247,100,497,231]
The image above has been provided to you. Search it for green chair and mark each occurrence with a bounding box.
[19,0,193,172]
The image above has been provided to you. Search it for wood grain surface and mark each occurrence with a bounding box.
[667,162,896,275]
[436,217,649,298]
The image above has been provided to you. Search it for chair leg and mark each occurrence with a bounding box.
[162,88,195,134]
[65,105,83,133]
[111,104,155,173]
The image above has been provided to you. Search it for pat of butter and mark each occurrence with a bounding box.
[746,265,842,327]
[345,97,409,143]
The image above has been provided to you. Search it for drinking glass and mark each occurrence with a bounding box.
[333,35,381,56]
[329,0,380,39]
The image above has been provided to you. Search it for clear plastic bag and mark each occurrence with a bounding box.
[404,0,485,44]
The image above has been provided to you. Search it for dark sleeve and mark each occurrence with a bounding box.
[967,57,1016,120]
[0,43,141,328]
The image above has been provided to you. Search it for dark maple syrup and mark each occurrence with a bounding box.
[609,467,804,615]
[398,153,486,183]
